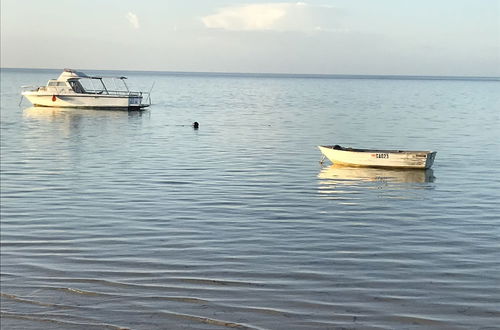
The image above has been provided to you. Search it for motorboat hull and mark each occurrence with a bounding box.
[318,145,436,169]
[22,93,147,109]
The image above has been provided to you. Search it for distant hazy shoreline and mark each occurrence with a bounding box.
[2,67,499,82]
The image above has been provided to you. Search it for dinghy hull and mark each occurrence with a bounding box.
[318,145,436,169]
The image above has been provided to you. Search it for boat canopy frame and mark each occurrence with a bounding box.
[73,77,138,97]
[60,69,149,102]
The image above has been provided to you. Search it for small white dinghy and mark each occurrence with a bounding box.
[318,145,437,169]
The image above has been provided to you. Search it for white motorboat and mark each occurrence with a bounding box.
[21,69,151,109]
[318,145,437,169]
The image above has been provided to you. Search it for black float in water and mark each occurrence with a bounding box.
[193,122,199,129]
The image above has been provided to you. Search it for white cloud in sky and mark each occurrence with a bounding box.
[202,2,339,31]
[126,12,140,29]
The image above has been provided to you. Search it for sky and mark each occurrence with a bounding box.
[1,0,499,76]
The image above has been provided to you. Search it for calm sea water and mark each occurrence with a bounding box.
[1,69,499,330]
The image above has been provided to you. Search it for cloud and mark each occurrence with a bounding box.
[202,2,339,31]
[126,12,140,29]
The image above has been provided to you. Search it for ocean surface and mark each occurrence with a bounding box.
[1,68,499,330]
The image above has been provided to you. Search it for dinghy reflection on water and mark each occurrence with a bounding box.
[317,165,435,200]
[21,69,151,110]
[318,165,435,184]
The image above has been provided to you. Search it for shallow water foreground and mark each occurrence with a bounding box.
[1,69,500,329]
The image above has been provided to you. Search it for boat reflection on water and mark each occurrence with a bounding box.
[23,106,144,120]
[317,165,435,200]
[22,106,145,142]
[318,164,435,183]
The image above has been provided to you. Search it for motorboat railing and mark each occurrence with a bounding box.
[82,89,144,97]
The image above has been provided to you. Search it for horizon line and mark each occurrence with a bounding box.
[2,67,499,81]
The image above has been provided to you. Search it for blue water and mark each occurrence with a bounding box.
[1,68,499,329]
